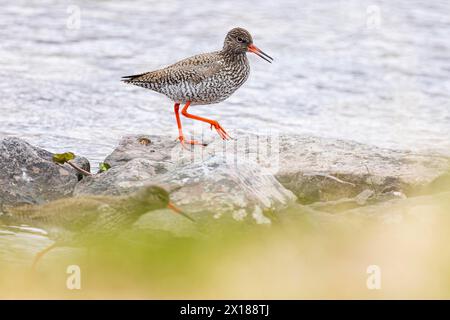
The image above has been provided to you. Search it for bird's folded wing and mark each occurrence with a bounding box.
[169,61,223,84]
[124,52,223,85]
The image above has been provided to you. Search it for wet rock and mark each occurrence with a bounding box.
[77,155,296,223]
[308,189,407,213]
[0,137,90,206]
[295,191,450,233]
[154,156,296,223]
[78,133,449,218]
[338,191,450,225]
[74,158,160,196]
[103,134,177,171]
[76,135,296,223]
[71,156,91,181]
[277,135,449,203]
[204,133,450,204]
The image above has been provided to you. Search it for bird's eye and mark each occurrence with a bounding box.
[236,36,245,43]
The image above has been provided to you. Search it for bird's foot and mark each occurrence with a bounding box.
[209,121,231,140]
[178,136,207,149]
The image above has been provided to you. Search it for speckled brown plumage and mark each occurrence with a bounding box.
[123,51,250,105]
[122,27,273,145]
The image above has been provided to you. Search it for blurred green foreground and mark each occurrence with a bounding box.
[1,179,449,299]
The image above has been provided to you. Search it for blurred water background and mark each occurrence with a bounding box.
[1,0,450,298]
[0,0,449,167]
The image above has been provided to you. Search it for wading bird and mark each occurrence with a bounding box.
[122,27,273,147]
[1,186,192,269]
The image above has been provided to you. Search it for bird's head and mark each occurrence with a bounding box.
[132,185,194,222]
[133,185,169,208]
[223,27,273,63]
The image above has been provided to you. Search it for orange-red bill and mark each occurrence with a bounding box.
[248,44,273,63]
[167,202,195,222]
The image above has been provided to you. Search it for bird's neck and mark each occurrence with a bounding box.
[220,50,248,65]
[119,198,153,221]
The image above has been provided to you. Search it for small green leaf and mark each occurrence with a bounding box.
[52,152,75,164]
[99,162,111,172]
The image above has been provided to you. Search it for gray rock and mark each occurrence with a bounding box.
[76,135,296,223]
[338,191,450,225]
[308,189,407,213]
[74,158,159,196]
[71,155,91,181]
[154,156,296,223]
[204,133,450,204]
[80,133,449,218]
[0,137,90,206]
[278,136,449,203]
[103,134,177,172]
[290,191,450,232]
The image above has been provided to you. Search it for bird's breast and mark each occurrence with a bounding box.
[164,57,250,105]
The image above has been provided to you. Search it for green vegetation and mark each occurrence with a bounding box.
[52,152,75,164]
[99,162,111,173]
[52,151,92,176]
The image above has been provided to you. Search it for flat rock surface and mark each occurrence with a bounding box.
[103,134,178,170]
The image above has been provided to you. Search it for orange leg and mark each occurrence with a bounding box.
[174,103,206,147]
[181,101,231,140]
[32,243,57,271]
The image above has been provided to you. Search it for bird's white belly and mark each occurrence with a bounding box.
[161,70,249,105]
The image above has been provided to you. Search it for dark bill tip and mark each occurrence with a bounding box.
[248,44,273,63]
[167,202,195,222]
[254,51,273,63]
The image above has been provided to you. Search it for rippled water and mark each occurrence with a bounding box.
[1,0,449,167]
[1,1,450,265]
